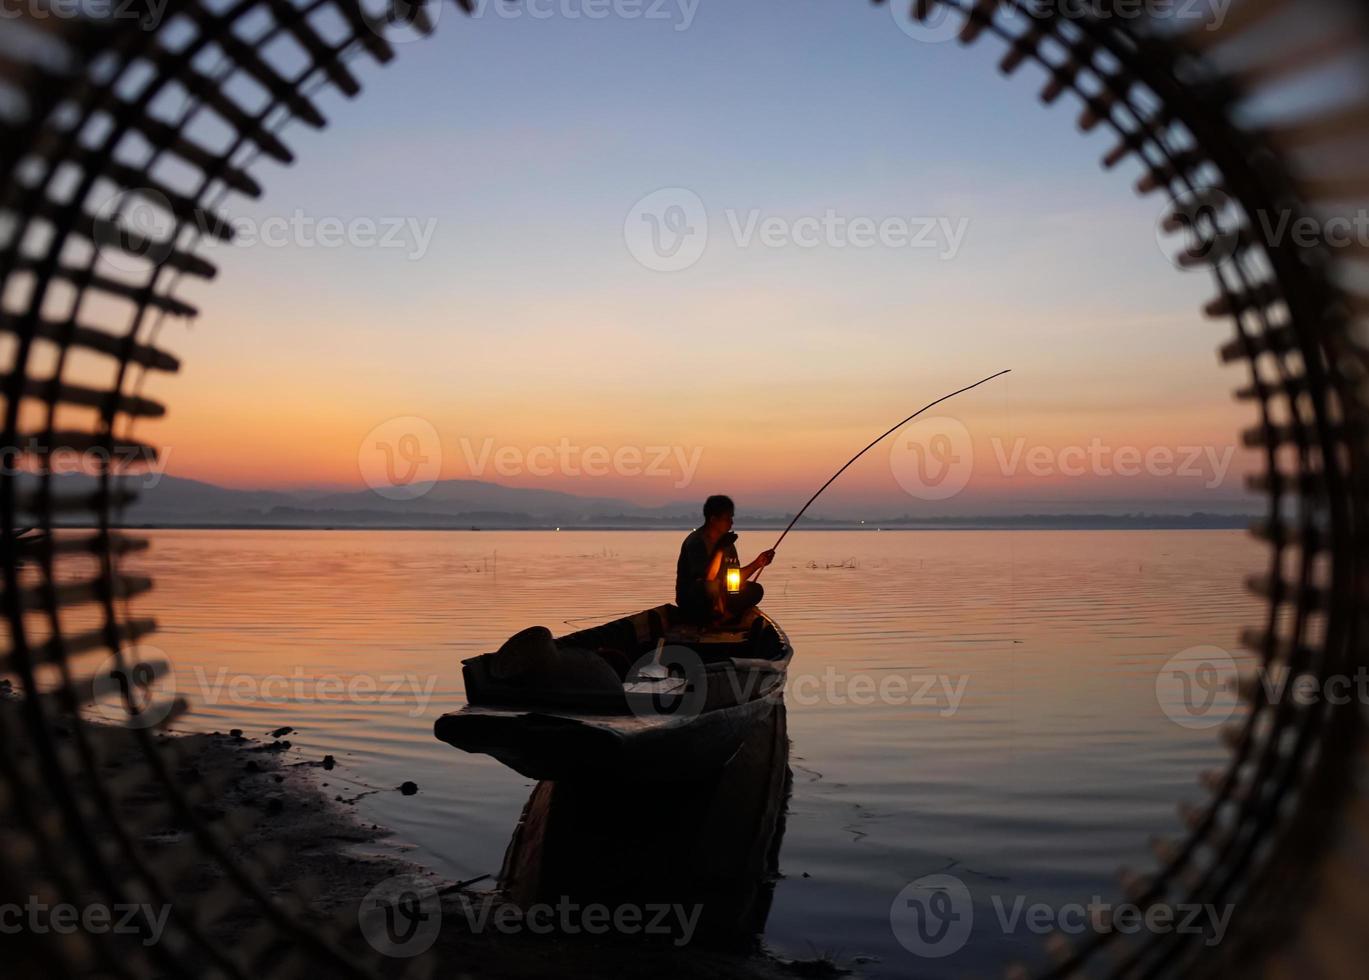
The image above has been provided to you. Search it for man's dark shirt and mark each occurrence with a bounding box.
[675,527,738,609]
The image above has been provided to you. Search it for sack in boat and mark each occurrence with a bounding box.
[541,647,624,693]
[489,628,622,693]
[489,626,559,681]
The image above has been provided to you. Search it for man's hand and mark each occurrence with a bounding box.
[716,531,738,551]
[756,549,776,567]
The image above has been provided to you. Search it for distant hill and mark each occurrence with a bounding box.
[303,479,660,520]
[13,473,676,527]
[10,474,1257,531]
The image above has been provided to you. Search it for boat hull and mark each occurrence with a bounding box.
[434,683,782,781]
[433,605,792,782]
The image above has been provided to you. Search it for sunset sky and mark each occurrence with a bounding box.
[127,1,1260,517]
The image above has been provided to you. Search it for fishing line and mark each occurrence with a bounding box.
[755,369,1012,579]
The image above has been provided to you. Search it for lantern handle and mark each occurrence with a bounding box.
[754,369,1011,579]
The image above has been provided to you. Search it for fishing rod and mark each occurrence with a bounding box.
[754,368,1011,579]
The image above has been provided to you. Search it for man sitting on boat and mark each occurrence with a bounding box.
[675,495,774,625]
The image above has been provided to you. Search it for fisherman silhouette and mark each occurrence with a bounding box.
[674,495,773,625]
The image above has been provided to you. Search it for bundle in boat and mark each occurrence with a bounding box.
[433,605,793,782]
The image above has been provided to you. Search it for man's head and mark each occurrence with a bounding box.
[703,494,735,534]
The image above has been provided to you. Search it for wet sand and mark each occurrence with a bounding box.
[2,695,841,978]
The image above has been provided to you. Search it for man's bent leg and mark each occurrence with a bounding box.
[680,582,715,625]
[724,582,763,619]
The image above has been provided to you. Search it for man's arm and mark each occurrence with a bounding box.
[742,549,776,580]
[704,548,724,582]
[683,534,722,586]
[703,532,739,582]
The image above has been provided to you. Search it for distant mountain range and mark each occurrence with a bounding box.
[12,474,1259,531]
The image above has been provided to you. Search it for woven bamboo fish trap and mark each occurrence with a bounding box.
[1,0,1367,976]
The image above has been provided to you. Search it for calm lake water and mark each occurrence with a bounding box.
[118,529,1259,977]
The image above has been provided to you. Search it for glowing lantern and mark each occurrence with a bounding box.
[725,566,742,594]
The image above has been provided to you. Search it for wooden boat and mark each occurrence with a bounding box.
[433,604,792,781]
[498,705,792,948]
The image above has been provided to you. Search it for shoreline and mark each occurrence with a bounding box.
[2,698,842,978]
[41,521,1257,532]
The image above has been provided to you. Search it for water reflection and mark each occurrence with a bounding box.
[103,528,1260,975]
[497,705,792,950]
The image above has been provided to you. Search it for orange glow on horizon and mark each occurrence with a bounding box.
[124,289,1259,511]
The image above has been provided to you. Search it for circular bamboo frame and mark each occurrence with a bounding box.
[1,0,1366,975]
